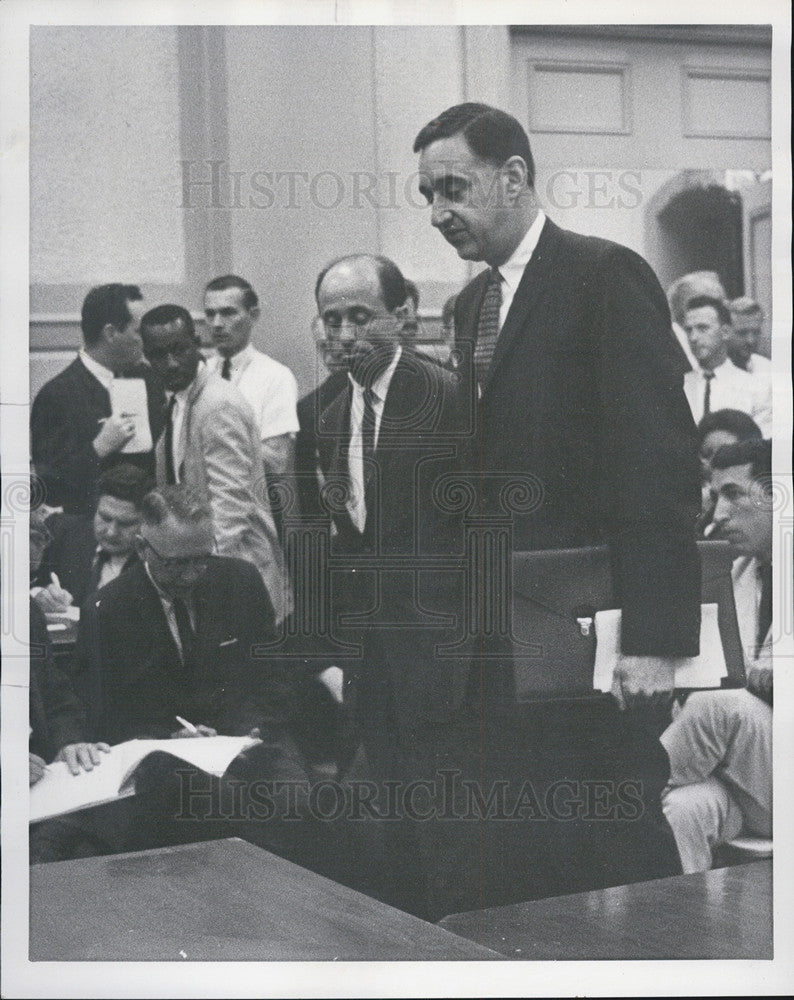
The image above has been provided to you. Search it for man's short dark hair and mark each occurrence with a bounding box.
[204,274,258,310]
[96,464,153,509]
[314,254,408,313]
[729,296,764,320]
[413,102,535,188]
[698,409,763,446]
[140,304,196,338]
[140,485,213,527]
[81,284,143,346]
[711,438,772,480]
[684,295,732,326]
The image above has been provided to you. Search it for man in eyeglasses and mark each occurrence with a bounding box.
[71,485,291,747]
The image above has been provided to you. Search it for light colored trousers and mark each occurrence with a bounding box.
[660,689,772,873]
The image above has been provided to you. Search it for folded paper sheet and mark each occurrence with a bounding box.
[110,378,152,453]
[30,735,257,823]
[593,603,727,692]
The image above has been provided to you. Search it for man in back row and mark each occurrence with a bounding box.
[203,275,299,515]
[140,304,289,623]
[31,283,164,515]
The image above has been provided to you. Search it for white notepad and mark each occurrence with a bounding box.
[30,735,257,823]
[593,602,727,692]
[110,378,152,453]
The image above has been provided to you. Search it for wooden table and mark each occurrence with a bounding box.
[30,837,499,961]
[439,861,772,960]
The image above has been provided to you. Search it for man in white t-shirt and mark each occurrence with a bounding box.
[682,295,772,435]
[203,275,299,505]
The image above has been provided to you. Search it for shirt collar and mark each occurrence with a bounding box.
[348,344,402,404]
[79,350,114,390]
[699,358,735,377]
[496,210,547,295]
[217,342,255,373]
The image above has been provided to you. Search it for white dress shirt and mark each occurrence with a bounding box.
[79,350,114,392]
[346,345,402,533]
[495,209,547,330]
[95,549,130,590]
[165,384,192,482]
[745,353,772,375]
[207,343,299,440]
[144,563,196,662]
[683,358,772,435]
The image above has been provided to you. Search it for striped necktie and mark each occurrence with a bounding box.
[473,267,502,388]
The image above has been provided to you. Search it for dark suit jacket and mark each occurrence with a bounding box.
[295,351,468,738]
[454,217,701,657]
[71,556,286,745]
[31,357,164,514]
[300,352,466,557]
[34,513,139,607]
[30,600,86,761]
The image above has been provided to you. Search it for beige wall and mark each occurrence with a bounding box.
[30,24,771,400]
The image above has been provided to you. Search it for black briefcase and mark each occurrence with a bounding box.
[510,540,745,701]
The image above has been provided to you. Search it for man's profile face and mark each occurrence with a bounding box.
[316,259,401,384]
[727,311,763,368]
[683,305,728,370]
[136,515,214,598]
[109,298,146,372]
[142,320,201,393]
[93,495,141,557]
[417,133,512,265]
[204,287,257,358]
[710,462,772,560]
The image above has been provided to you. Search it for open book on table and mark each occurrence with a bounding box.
[30,735,257,824]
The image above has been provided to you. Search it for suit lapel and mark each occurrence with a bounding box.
[127,566,183,684]
[481,219,563,398]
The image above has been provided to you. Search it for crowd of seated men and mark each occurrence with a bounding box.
[28,105,775,916]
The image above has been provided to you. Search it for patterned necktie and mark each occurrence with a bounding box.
[756,563,773,655]
[473,267,503,388]
[164,395,178,485]
[702,370,715,416]
[221,356,232,380]
[172,596,197,672]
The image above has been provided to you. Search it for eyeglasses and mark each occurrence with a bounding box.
[138,535,214,569]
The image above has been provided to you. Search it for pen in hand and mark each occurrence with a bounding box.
[175,715,198,734]
[173,716,217,738]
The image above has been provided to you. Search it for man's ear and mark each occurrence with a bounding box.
[101,322,119,346]
[133,534,147,561]
[247,305,261,324]
[502,155,529,203]
[392,302,410,330]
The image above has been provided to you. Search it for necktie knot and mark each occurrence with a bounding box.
[221,356,232,380]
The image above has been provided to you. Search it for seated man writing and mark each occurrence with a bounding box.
[31,464,151,612]
[661,439,773,872]
[71,483,288,744]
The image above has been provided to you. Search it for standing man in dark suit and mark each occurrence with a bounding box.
[31,284,165,515]
[300,255,466,739]
[414,103,701,705]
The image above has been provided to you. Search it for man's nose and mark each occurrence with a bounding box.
[211,315,224,329]
[712,495,730,525]
[430,198,451,228]
[165,352,181,369]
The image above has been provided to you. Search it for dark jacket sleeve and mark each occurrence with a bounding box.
[596,245,701,656]
[29,600,87,760]
[30,380,103,510]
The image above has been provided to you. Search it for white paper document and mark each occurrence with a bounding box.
[30,735,257,823]
[109,378,152,453]
[593,602,727,693]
